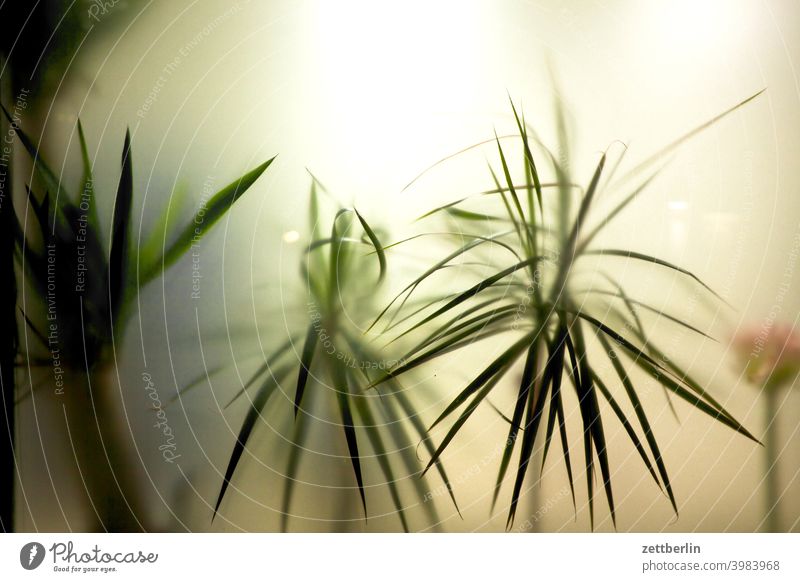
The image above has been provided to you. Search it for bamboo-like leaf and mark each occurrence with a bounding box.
[401,303,518,362]
[349,381,409,532]
[631,354,759,442]
[565,153,606,254]
[412,257,543,331]
[509,96,543,219]
[445,207,505,222]
[617,90,765,183]
[138,183,191,276]
[354,209,386,283]
[29,188,51,238]
[141,156,276,284]
[495,133,533,252]
[389,385,460,516]
[109,129,133,325]
[552,342,577,511]
[2,105,69,202]
[592,372,662,493]
[168,362,227,406]
[507,329,564,528]
[577,170,661,254]
[401,133,521,193]
[597,276,680,420]
[487,162,527,250]
[492,340,539,511]
[344,333,460,517]
[422,358,515,477]
[281,406,311,532]
[575,310,755,440]
[584,248,727,304]
[329,208,355,301]
[213,363,291,518]
[294,324,318,417]
[569,321,616,529]
[76,120,99,231]
[223,336,300,408]
[367,233,520,332]
[540,375,559,474]
[580,287,716,341]
[428,331,537,431]
[332,363,367,516]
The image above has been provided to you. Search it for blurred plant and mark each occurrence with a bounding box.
[1,0,146,532]
[3,106,273,530]
[733,323,800,532]
[0,60,16,532]
[213,178,457,531]
[369,91,763,529]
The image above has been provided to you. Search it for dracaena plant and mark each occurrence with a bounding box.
[368,91,763,530]
[213,178,456,532]
[4,106,273,530]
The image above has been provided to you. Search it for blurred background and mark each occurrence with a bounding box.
[2,0,799,532]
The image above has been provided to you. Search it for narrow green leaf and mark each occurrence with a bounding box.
[354,209,386,283]
[213,363,290,518]
[585,248,728,304]
[142,156,276,284]
[508,96,543,219]
[422,359,514,477]
[76,120,99,231]
[590,365,667,504]
[597,277,680,420]
[577,170,661,254]
[631,354,759,443]
[295,324,318,417]
[507,330,562,528]
[566,153,606,252]
[581,287,716,341]
[412,256,543,331]
[387,382,461,516]
[428,331,537,431]
[568,320,617,530]
[139,183,191,277]
[575,310,753,439]
[350,382,409,532]
[444,207,505,222]
[2,105,69,202]
[492,339,538,511]
[495,133,533,250]
[618,90,765,183]
[223,336,299,408]
[281,406,311,532]
[367,232,520,332]
[109,129,133,324]
[332,364,367,516]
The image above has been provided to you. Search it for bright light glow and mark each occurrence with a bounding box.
[667,200,689,211]
[641,0,744,59]
[312,0,482,197]
[282,230,301,244]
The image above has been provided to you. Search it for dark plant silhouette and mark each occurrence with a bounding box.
[4,106,273,530]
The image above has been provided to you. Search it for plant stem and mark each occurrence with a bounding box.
[64,364,150,531]
[763,386,780,533]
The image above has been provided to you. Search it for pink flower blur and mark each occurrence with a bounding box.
[732,322,800,388]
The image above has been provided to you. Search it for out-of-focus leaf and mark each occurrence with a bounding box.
[108,130,133,325]
[294,324,318,417]
[213,362,292,519]
[141,156,276,284]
